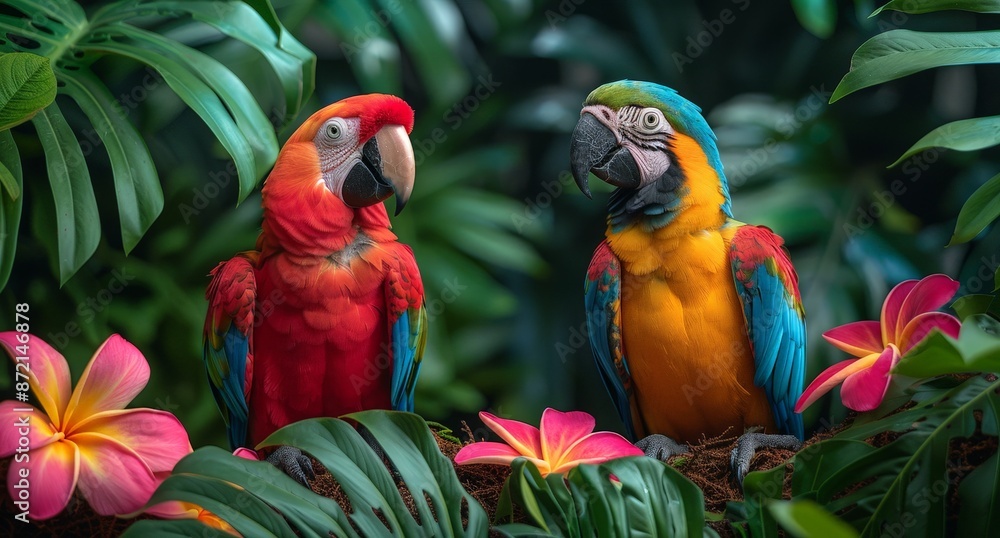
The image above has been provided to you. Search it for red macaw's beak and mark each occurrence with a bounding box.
[342,124,416,215]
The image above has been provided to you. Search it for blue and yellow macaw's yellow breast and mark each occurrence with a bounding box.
[578,80,805,444]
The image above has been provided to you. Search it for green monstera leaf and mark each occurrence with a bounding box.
[0,51,56,133]
[0,0,314,285]
[495,456,715,537]
[741,373,1000,537]
[122,411,489,537]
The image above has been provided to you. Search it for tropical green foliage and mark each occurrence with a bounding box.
[790,0,837,39]
[833,0,1000,248]
[766,499,859,538]
[722,3,1000,535]
[730,310,1000,537]
[496,456,714,537]
[951,172,1000,245]
[0,51,53,289]
[3,2,1000,535]
[0,0,313,285]
[130,409,716,537]
[0,52,55,132]
[123,411,489,537]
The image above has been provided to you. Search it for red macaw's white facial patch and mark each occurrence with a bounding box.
[312,116,363,197]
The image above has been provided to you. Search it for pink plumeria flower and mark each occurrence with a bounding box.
[795,274,961,413]
[233,447,260,460]
[0,333,192,520]
[454,408,642,477]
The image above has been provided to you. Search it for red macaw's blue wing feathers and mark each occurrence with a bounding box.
[385,244,426,412]
[203,252,258,450]
[584,241,639,440]
[730,225,806,439]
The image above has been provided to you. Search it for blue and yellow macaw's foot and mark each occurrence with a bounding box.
[266,446,316,488]
[636,434,689,461]
[730,432,802,483]
[359,425,406,483]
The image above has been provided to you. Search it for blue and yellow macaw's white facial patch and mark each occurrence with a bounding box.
[579,103,675,189]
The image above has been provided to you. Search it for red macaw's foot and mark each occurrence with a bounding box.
[730,432,802,483]
[265,446,316,488]
[635,434,689,461]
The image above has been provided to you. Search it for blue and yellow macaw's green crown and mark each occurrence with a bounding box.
[584,80,732,216]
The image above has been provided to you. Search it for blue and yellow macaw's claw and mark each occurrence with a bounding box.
[572,80,806,456]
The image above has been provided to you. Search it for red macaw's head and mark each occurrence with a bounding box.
[261,94,415,252]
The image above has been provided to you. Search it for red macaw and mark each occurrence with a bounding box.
[203,94,426,482]
[570,80,805,480]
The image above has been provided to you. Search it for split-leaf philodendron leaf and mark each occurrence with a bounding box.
[0,0,314,286]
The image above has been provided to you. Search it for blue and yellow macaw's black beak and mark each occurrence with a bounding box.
[570,111,641,199]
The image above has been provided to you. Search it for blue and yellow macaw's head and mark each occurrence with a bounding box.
[570,80,732,231]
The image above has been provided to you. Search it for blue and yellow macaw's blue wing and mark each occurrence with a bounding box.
[385,244,427,413]
[730,225,806,439]
[584,241,641,440]
[203,252,258,450]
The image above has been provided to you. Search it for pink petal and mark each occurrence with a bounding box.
[233,447,259,460]
[539,408,596,464]
[551,431,642,474]
[0,332,72,430]
[479,411,542,459]
[894,274,960,342]
[455,441,550,474]
[8,439,79,520]
[898,311,962,353]
[63,335,150,430]
[881,280,918,346]
[841,345,900,412]
[71,408,192,473]
[0,401,60,457]
[823,321,884,357]
[74,431,158,516]
[454,441,523,465]
[794,355,878,412]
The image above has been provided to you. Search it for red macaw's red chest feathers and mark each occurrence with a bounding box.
[251,238,419,444]
[203,94,426,450]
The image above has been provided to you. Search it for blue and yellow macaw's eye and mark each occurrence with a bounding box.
[618,106,669,136]
[637,108,665,133]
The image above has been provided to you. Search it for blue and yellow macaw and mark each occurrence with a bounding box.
[570,80,805,479]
